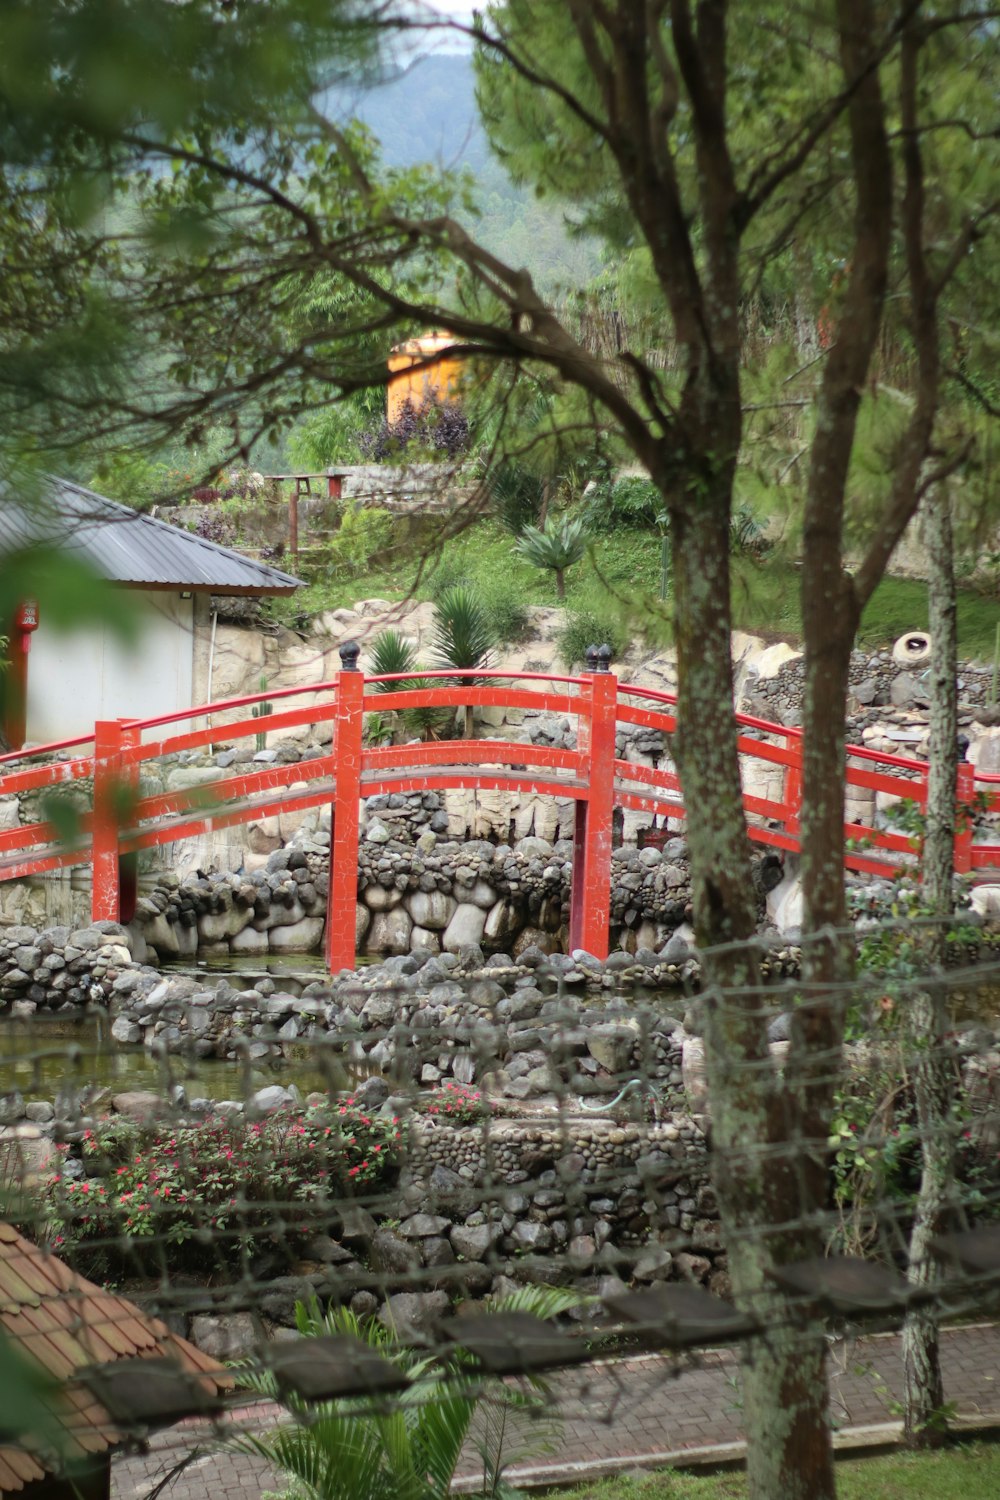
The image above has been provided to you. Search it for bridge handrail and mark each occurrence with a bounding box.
[6,661,1000,964]
[0,731,95,766]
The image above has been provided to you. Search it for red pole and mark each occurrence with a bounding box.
[4,614,31,750]
[289,488,299,564]
[118,722,141,923]
[568,667,617,958]
[784,739,803,850]
[92,719,124,921]
[326,652,364,971]
[954,758,975,875]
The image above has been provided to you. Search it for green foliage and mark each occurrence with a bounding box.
[237,1285,583,1500]
[432,586,496,679]
[552,1443,1000,1499]
[252,675,273,752]
[477,574,531,645]
[431,584,497,739]
[419,1082,490,1126]
[326,504,395,581]
[34,1103,404,1277]
[368,628,417,682]
[555,606,627,671]
[579,475,665,535]
[366,628,451,741]
[489,461,545,536]
[729,503,769,558]
[513,516,588,600]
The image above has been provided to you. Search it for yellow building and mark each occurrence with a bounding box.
[386,332,463,424]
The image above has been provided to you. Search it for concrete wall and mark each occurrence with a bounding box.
[26,591,194,743]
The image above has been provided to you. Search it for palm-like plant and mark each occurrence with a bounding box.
[235,1287,581,1500]
[512,517,587,601]
[368,629,449,742]
[368,628,418,682]
[431,586,496,740]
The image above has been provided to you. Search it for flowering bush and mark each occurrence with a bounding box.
[420,1082,490,1125]
[35,1102,403,1275]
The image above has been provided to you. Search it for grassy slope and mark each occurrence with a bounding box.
[276,519,1000,663]
[556,1442,1000,1500]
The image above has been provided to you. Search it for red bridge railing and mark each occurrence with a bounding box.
[0,660,994,970]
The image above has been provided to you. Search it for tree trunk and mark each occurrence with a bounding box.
[903,484,958,1447]
[555,567,566,601]
[670,488,837,1500]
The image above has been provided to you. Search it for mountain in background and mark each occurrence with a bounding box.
[330,53,601,292]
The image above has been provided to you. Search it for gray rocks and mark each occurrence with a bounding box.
[450,1221,502,1261]
[0,1090,25,1124]
[442,903,487,953]
[250,1085,296,1114]
[378,1290,449,1337]
[190,1312,257,1359]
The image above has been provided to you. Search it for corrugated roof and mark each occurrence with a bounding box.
[0,478,303,594]
[0,1222,228,1495]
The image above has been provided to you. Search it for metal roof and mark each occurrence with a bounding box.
[0,478,303,594]
[0,1222,227,1494]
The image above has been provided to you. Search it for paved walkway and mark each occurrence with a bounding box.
[111,1322,1000,1499]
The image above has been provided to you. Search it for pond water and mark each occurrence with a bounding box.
[0,952,351,1103]
[0,1012,344,1102]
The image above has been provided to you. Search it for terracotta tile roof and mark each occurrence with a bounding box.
[0,1222,228,1495]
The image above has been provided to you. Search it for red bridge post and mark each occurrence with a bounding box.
[92,719,124,922]
[955,756,975,875]
[326,650,364,971]
[569,659,617,959]
[784,736,803,849]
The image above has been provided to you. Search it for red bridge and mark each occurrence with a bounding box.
[0,658,993,970]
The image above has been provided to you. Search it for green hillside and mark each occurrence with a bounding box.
[328,53,601,290]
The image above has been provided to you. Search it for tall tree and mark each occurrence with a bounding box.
[0,4,996,1495]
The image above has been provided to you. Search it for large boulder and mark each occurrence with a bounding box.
[268,916,324,952]
[442,903,487,953]
[367,908,413,955]
[407,890,457,931]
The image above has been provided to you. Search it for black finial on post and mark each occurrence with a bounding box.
[596,643,613,672]
[339,640,361,672]
[957,733,970,763]
[585,644,600,673]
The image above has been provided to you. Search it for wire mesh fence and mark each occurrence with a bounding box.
[2,911,1000,1491]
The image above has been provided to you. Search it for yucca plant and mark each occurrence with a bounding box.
[368,628,418,683]
[367,628,449,743]
[431,585,496,739]
[512,516,587,600]
[235,1287,581,1500]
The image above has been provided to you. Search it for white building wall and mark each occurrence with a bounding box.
[25,590,195,743]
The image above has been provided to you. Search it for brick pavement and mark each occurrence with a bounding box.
[111,1322,1000,1499]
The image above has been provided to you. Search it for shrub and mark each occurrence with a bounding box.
[488,461,545,536]
[326,503,394,580]
[579,474,664,533]
[35,1103,404,1276]
[476,574,531,644]
[730,501,770,557]
[420,1082,490,1125]
[188,508,240,548]
[360,397,469,461]
[555,606,627,670]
